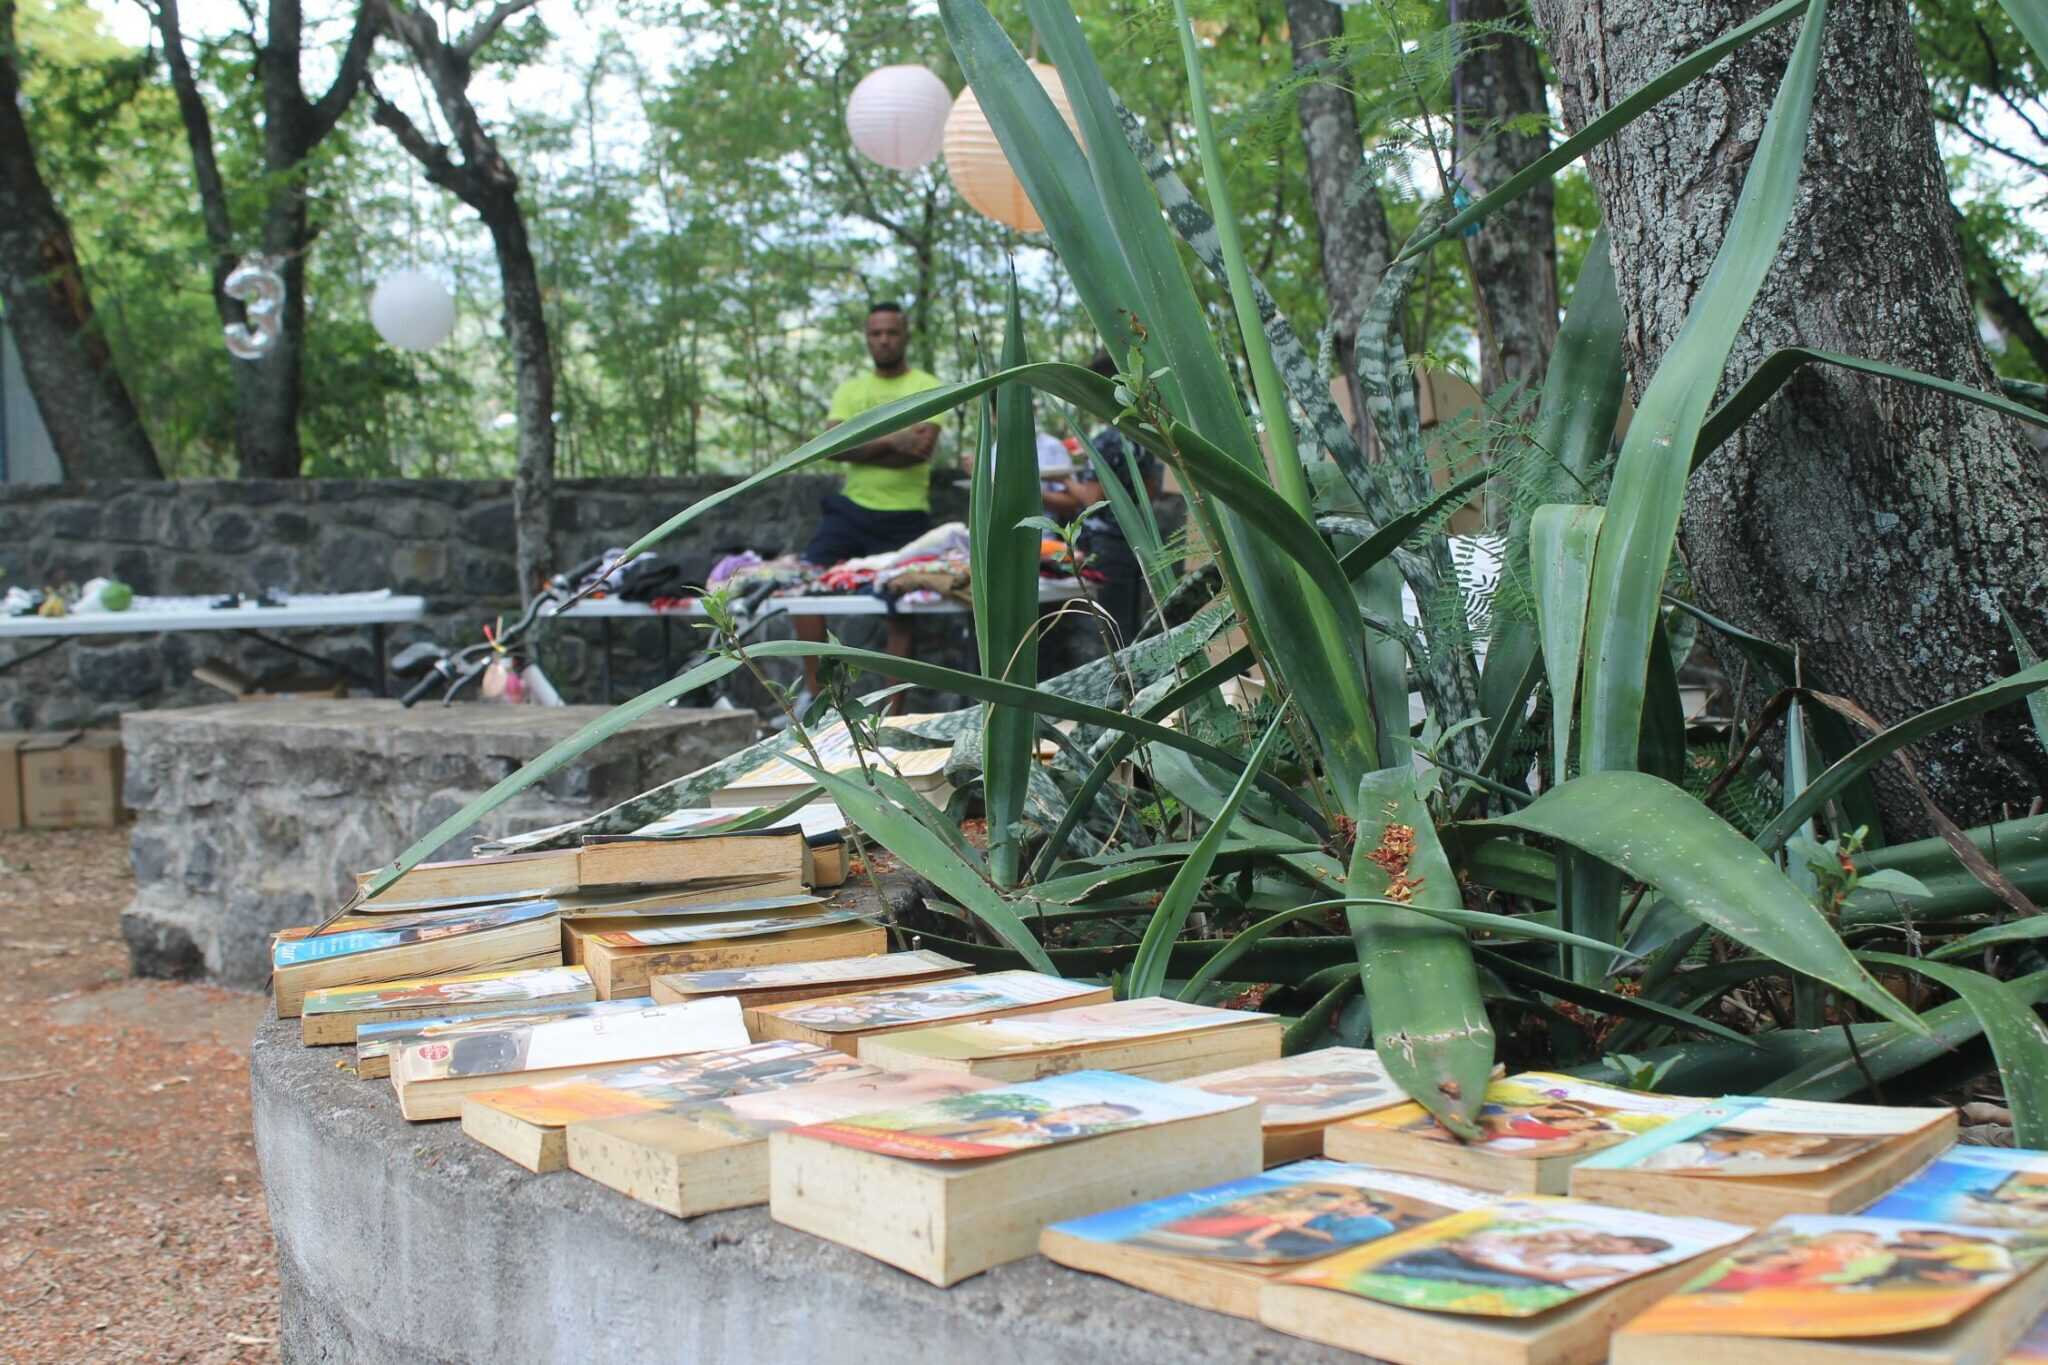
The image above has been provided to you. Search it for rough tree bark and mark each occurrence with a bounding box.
[1531,0,2048,831]
[1452,0,1559,397]
[1284,0,1393,444]
[151,0,376,479]
[0,0,162,480]
[369,0,556,602]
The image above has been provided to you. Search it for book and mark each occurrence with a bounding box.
[460,1039,866,1172]
[271,900,562,1019]
[745,970,1112,1056]
[352,997,653,1080]
[1864,1146,2048,1231]
[627,801,851,889]
[580,914,888,999]
[388,997,750,1121]
[1611,1214,2048,1364]
[1259,1198,1750,1365]
[556,892,825,924]
[355,848,582,907]
[710,715,956,808]
[649,949,971,1010]
[577,828,808,890]
[768,1070,1261,1286]
[855,996,1282,1083]
[566,1068,987,1218]
[1571,1096,1959,1224]
[1325,1072,1706,1194]
[1183,1047,1416,1165]
[1040,1160,1500,1319]
[299,965,594,1046]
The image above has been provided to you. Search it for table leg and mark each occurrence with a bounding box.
[239,629,380,690]
[371,623,389,697]
[0,637,67,677]
[600,618,614,703]
[661,616,673,678]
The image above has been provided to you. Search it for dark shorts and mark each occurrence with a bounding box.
[802,493,931,566]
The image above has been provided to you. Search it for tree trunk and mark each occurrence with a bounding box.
[490,208,557,601]
[1285,0,1393,442]
[0,3,163,480]
[1452,0,1559,397]
[1531,0,2048,831]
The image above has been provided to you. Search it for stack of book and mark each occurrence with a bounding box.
[1570,1095,1958,1222]
[769,1069,1262,1285]
[270,900,563,1018]
[855,997,1281,1083]
[1326,1072,1708,1193]
[388,996,751,1120]
[649,950,971,1010]
[744,970,1112,1056]
[1183,1047,1417,1164]
[361,826,814,908]
[352,997,653,1080]
[572,908,886,999]
[298,964,596,1045]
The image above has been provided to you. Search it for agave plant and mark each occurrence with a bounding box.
[365,0,2048,1142]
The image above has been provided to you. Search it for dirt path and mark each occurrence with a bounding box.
[0,828,276,1364]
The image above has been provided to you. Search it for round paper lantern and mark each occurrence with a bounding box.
[369,269,457,350]
[846,64,952,171]
[943,61,1079,232]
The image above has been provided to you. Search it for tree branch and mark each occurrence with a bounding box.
[456,0,539,63]
[364,75,477,201]
[143,0,235,300]
[1933,109,2048,178]
[307,1,379,145]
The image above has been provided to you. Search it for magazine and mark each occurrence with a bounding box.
[1184,1048,1407,1128]
[1359,1072,1703,1159]
[590,908,868,950]
[469,1040,866,1127]
[355,997,652,1069]
[769,970,1097,1035]
[1049,1160,1499,1266]
[789,1069,1253,1162]
[303,965,590,1017]
[1277,1198,1748,1318]
[272,899,558,967]
[1578,1096,1953,1179]
[393,997,748,1083]
[1863,1147,2048,1231]
[890,997,1262,1056]
[658,949,963,996]
[1624,1214,2041,1338]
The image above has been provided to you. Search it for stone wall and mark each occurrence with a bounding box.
[120,699,756,987]
[1,475,970,729]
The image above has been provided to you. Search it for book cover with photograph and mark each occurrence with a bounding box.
[1050,1160,1498,1266]
[273,899,558,966]
[353,997,652,1075]
[879,997,1266,1057]
[1623,1214,2042,1338]
[305,965,591,1018]
[469,1040,865,1128]
[1578,1095,1954,1179]
[1186,1047,1408,1128]
[1277,1198,1748,1318]
[391,997,748,1084]
[1864,1147,2048,1231]
[655,949,965,998]
[789,1069,1252,1161]
[765,970,1098,1035]
[1357,1072,1702,1159]
[589,908,868,950]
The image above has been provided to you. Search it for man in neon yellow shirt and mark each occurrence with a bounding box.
[792,302,943,701]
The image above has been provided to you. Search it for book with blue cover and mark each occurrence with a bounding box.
[270,899,564,1018]
[1863,1146,2048,1232]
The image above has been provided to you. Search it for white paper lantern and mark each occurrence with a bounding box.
[943,61,1079,233]
[847,64,953,171]
[368,269,457,351]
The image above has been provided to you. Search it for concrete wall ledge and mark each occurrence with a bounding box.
[251,1009,1363,1364]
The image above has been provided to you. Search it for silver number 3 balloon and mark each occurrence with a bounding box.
[223,254,286,360]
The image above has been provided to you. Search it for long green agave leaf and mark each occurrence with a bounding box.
[1475,948,1759,1047]
[1481,770,1930,1033]
[1763,970,2048,1101]
[1931,917,2048,962]
[1860,952,2048,1146]
[1532,504,1604,780]
[1284,972,1364,1053]
[1126,710,1289,998]
[1756,660,2048,854]
[359,653,742,898]
[1399,0,1812,259]
[2003,607,2048,757]
[1694,347,2048,469]
[1350,768,1495,1138]
[784,755,1056,975]
[1579,0,1829,786]
[2003,0,2048,71]
[977,275,1042,888]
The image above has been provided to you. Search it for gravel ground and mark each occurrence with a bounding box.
[0,827,276,1365]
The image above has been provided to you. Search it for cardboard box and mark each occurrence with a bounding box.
[0,732,27,830]
[20,731,125,828]
[193,661,348,702]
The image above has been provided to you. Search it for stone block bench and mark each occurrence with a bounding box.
[250,1006,1359,1364]
[120,699,756,987]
